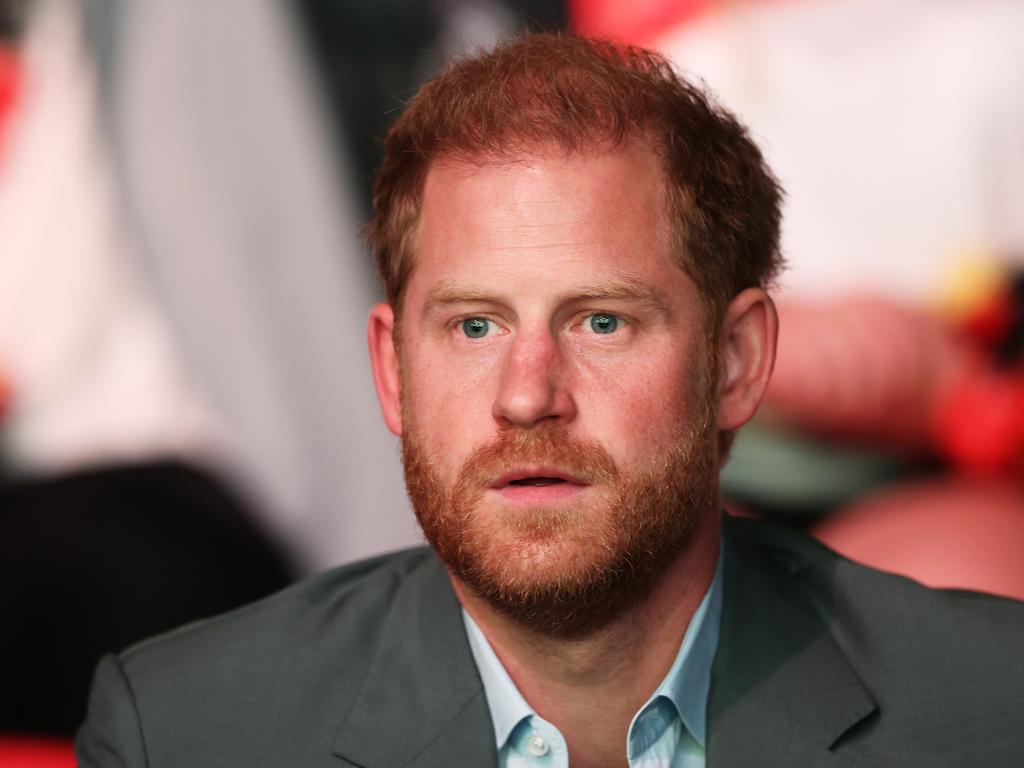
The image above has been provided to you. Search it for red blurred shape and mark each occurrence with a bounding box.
[933,368,1024,476]
[767,298,969,450]
[0,45,21,160]
[814,478,1024,600]
[569,0,708,45]
[0,736,76,768]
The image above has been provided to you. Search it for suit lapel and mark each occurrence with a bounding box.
[707,520,877,768]
[331,555,498,768]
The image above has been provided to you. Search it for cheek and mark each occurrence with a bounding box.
[401,346,503,466]
[407,344,504,409]
[573,351,696,454]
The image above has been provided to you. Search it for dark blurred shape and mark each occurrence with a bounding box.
[297,0,438,202]
[0,461,295,736]
[296,0,567,209]
[0,0,31,41]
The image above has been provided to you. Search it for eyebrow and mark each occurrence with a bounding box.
[421,277,673,317]
[423,281,501,308]
[570,278,673,314]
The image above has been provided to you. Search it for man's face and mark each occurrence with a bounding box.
[380,142,722,636]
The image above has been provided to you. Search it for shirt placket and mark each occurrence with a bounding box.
[507,715,569,768]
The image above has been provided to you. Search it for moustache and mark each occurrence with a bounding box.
[456,426,620,489]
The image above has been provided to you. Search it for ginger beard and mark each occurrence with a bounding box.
[400,362,721,638]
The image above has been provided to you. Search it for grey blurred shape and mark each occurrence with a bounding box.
[82,0,418,570]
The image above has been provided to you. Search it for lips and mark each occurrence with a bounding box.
[491,469,588,489]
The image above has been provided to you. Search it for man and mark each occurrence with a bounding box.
[78,34,1024,767]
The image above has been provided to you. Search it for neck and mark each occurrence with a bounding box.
[453,510,722,768]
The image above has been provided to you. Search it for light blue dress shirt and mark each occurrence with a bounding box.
[463,550,724,768]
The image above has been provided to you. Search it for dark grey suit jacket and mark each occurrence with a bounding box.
[77,517,1024,767]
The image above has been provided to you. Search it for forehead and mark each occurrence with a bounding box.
[411,142,681,297]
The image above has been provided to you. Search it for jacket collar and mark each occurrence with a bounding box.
[707,517,878,767]
[331,554,497,768]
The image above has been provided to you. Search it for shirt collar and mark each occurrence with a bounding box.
[462,543,725,751]
[648,545,724,747]
[462,603,535,749]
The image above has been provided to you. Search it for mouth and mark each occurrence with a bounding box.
[489,469,589,504]
[491,469,587,489]
[508,477,566,487]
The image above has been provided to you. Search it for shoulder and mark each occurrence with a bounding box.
[79,547,448,766]
[118,546,444,694]
[120,545,440,673]
[727,516,1024,754]
[728,515,1024,634]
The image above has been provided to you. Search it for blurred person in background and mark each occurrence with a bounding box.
[574,0,1024,598]
[78,33,1024,768]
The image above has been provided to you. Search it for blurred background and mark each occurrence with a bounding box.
[1,0,1023,762]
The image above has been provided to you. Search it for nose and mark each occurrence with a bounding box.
[492,328,577,429]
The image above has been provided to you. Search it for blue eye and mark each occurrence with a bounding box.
[460,317,492,338]
[588,313,619,334]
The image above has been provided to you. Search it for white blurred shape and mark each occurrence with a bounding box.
[0,0,226,475]
[656,0,1024,303]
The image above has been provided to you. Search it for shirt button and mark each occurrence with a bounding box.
[527,734,550,757]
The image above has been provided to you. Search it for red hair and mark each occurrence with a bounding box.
[368,33,783,324]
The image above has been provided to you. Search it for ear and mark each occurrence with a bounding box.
[716,288,778,431]
[368,303,403,437]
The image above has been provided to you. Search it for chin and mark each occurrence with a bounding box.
[491,529,609,584]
